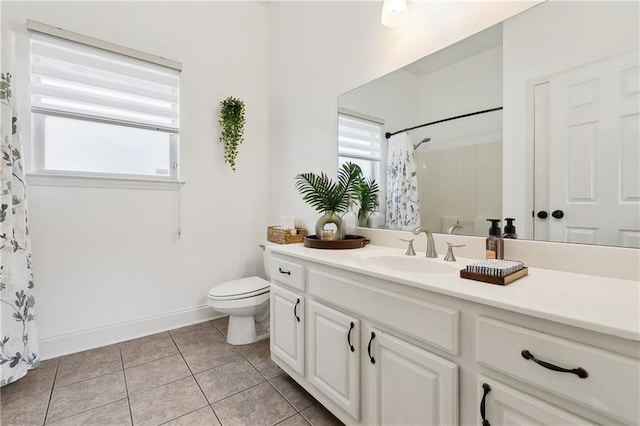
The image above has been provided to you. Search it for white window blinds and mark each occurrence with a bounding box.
[30,32,180,133]
[338,113,383,162]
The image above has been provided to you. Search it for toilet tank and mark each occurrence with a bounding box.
[261,241,274,280]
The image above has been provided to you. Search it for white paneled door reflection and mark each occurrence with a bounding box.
[534,50,640,248]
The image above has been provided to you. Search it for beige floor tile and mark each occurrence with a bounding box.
[277,414,312,426]
[181,340,241,374]
[120,331,170,346]
[46,398,131,425]
[172,326,226,354]
[0,389,50,426]
[61,343,120,363]
[212,382,295,426]
[271,375,316,412]
[163,406,220,426]
[125,353,191,395]
[0,364,57,403]
[211,316,229,336]
[56,345,122,388]
[247,349,284,380]
[300,404,344,426]
[195,358,264,403]
[47,371,127,423]
[37,357,60,370]
[120,335,178,368]
[236,338,270,356]
[129,376,207,426]
[169,321,215,336]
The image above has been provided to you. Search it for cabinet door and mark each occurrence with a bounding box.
[270,284,304,376]
[308,300,360,420]
[477,376,594,425]
[366,327,458,426]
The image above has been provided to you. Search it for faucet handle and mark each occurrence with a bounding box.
[444,242,465,262]
[400,238,416,256]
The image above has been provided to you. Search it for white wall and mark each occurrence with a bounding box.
[2,1,270,358]
[502,0,640,239]
[268,0,539,233]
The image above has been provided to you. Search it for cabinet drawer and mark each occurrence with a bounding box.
[271,257,305,291]
[477,375,593,425]
[477,317,639,424]
[309,269,459,354]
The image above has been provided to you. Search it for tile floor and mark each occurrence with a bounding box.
[0,318,344,426]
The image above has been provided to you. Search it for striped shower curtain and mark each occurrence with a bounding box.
[1,29,39,386]
[385,132,420,230]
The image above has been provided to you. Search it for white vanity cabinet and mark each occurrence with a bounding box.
[307,300,360,419]
[268,247,640,426]
[365,326,458,426]
[270,284,305,375]
[270,256,306,376]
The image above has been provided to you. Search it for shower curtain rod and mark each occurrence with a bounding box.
[384,106,503,139]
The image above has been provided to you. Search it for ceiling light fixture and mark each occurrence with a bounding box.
[381,0,409,27]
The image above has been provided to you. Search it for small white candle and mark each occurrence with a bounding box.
[281,216,296,230]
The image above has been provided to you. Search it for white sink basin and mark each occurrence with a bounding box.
[359,255,459,275]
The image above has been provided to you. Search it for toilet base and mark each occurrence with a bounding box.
[226,315,270,345]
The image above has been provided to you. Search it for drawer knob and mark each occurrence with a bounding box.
[278,267,291,276]
[480,383,491,426]
[367,331,376,364]
[294,298,300,322]
[521,350,588,378]
[347,322,355,352]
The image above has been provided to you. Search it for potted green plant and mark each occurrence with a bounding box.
[218,96,246,171]
[295,162,362,240]
[352,176,380,227]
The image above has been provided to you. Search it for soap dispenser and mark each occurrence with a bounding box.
[368,195,385,229]
[502,218,518,239]
[486,219,504,259]
[342,195,358,235]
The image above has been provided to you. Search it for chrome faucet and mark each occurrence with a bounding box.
[447,224,464,234]
[411,227,438,258]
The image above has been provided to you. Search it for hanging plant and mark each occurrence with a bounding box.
[218,96,246,171]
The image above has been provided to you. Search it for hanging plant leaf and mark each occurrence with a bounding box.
[218,96,246,171]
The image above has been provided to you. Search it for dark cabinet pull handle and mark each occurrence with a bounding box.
[552,210,565,219]
[480,383,491,426]
[367,331,376,364]
[347,322,355,352]
[278,267,291,275]
[294,298,300,322]
[521,350,588,378]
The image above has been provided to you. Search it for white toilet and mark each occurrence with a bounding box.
[207,244,272,345]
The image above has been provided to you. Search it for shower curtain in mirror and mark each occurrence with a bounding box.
[1,29,39,386]
[386,132,420,230]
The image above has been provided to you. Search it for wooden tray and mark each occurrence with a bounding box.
[304,235,371,249]
[460,267,528,286]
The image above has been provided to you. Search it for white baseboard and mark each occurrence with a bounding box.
[39,305,225,360]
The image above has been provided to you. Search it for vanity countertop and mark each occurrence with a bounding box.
[269,244,640,342]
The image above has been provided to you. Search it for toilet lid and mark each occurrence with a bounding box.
[208,276,270,300]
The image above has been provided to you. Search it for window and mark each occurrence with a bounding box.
[337,111,383,183]
[28,21,181,186]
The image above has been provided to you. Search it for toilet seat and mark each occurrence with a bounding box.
[208,276,270,301]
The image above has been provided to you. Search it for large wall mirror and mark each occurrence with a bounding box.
[338,1,639,248]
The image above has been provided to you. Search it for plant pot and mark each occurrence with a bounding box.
[315,211,345,240]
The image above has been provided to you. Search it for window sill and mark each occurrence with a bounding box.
[26,173,185,191]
